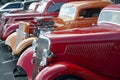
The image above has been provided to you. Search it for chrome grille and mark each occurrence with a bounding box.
[35,35,50,59]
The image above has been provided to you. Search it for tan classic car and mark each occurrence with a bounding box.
[54,0,113,30]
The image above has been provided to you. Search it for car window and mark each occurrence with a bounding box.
[79,8,101,18]
[59,5,76,20]
[98,10,120,25]
[3,3,22,9]
[48,2,65,13]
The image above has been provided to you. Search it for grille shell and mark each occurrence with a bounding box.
[35,35,50,59]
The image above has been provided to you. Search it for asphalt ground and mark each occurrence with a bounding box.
[0,41,18,80]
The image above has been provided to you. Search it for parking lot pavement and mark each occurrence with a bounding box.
[0,41,17,80]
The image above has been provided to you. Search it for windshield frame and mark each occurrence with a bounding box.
[59,4,76,20]
[36,1,48,13]
[28,3,37,11]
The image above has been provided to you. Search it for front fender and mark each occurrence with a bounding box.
[2,23,19,40]
[5,32,17,51]
[35,62,106,80]
[17,47,34,80]
[15,37,38,54]
[5,32,38,55]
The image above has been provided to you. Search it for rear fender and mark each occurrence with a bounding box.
[17,47,34,80]
[35,62,106,80]
[5,32,17,51]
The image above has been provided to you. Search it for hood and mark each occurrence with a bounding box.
[45,24,120,55]
[46,23,120,43]
[47,31,120,42]
[52,23,120,34]
[44,27,120,63]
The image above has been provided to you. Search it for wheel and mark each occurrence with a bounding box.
[54,75,84,80]
[5,45,12,52]
[4,45,12,58]
[13,66,28,80]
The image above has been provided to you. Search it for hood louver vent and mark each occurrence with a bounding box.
[65,40,114,58]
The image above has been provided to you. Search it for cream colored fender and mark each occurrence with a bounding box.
[5,32,38,55]
[5,32,17,52]
[14,37,38,55]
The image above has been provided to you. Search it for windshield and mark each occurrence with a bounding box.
[36,2,47,13]
[59,4,76,20]
[98,10,120,25]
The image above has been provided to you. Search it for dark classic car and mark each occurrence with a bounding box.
[14,3,120,80]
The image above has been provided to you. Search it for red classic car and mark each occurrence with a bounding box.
[14,3,120,80]
[1,0,78,40]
